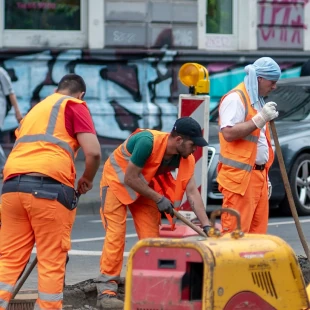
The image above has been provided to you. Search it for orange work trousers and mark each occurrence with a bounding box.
[219,169,268,234]
[0,191,76,309]
[98,177,161,295]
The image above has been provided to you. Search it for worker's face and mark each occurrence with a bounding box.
[258,77,277,97]
[176,137,197,158]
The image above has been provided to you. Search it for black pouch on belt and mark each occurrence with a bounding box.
[2,177,80,211]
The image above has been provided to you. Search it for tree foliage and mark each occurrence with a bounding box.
[5,0,81,30]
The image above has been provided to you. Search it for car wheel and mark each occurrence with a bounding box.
[280,153,310,216]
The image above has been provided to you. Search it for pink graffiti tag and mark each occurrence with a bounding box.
[259,1,307,44]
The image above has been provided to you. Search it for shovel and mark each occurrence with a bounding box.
[172,209,208,237]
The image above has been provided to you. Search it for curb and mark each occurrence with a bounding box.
[76,199,101,216]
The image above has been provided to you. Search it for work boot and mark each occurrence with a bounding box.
[97,293,124,309]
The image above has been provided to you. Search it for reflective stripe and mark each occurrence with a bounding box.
[109,143,148,202]
[243,134,258,143]
[234,89,248,117]
[96,274,120,295]
[34,303,41,310]
[0,298,8,308]
[219,154,252,172]
[46,96,70,135]
[13,96,74,159]
[0,281,14,293]
[109,152,138,201]
[14,134,75,159]
[38,291,63,302]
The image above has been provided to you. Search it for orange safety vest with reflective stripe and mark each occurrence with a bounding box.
[3,93,83,187]
[217,82,274,196]
[103,129,195,206]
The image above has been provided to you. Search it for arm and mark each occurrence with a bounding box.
[76,132,101,194]
[221,120,257,142]
[124,161,162,203]
[185,176,210,227]
[8,93,23,123]
[0,68,22,122]
[221,101,278,142]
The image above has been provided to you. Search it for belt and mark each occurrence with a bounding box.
[2,175,79,210]
[7,175,61,184]
[253,164,266,171]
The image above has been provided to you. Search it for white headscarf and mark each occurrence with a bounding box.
[244,57,281,108]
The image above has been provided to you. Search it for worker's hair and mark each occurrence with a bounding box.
[170,130,190,141]
[57,74,86,95]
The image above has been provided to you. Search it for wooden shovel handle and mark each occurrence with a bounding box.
[270,120,310,260]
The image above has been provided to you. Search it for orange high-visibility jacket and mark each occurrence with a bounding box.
[3,93,84,187]
[217,82,274,195]
[103,129,195,206]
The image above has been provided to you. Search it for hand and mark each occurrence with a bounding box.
[202,225,211,236]
[77,176,93,194]
[252,101,279,129]
[156,196,174,216]
[268,180,272,200]
[15,110,23,123]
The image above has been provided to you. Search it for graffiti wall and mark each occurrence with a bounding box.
[258,0,309,49]
[0,48,305,146]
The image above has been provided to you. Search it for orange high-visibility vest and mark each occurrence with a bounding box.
[103,129,195,205]
[217,82,274,195]
[3,93,84,187]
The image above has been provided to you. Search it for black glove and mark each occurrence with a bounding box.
[156,196,174,216]
[202,225,212,236]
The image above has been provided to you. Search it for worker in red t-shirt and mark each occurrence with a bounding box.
[0,74,101,309]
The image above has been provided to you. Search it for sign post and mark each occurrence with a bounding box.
[178,63,210,221]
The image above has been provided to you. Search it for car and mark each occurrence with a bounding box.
[206,76,310,215]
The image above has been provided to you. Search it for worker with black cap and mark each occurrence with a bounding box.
[95,116,211,309]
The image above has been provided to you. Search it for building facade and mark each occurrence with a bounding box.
[0,0,309,145]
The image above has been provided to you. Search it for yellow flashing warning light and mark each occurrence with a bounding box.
[179,63,210,95]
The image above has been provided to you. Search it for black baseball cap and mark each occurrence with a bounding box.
[172,117,208,147]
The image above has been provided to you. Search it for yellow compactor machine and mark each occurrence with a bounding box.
[124,209,310,310]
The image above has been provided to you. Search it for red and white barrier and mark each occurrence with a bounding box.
[178,94,210,221]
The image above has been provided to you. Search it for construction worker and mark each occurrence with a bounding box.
[0,74,101,310]
[95,116,212,309]
[217,57,281,234]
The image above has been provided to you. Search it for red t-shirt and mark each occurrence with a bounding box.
[65,100,96,137]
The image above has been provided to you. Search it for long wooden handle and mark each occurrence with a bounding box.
[12,256,38,299]
[270,120,310,260]
[172,209,207,237]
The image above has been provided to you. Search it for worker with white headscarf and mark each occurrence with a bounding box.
[217,57,281,234]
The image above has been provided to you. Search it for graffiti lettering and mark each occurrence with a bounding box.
[0,49,303,146]
[258,0,308,48]
[205,36,233,49]
[173,30,193,47]
[113,31,137,44]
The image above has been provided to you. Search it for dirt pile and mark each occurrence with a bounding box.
[63,256,310,309]
[63,278,124,309]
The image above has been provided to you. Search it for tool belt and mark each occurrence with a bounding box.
[2,175,79,210]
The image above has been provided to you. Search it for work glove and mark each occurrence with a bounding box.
[252,101,279,129]
[202,225,212,236]
[156,196,174,216]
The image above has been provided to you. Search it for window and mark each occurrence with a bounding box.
[5,0,81,31]
[206,0,233,34]
[198,0,237,50]
[1,0,87,48]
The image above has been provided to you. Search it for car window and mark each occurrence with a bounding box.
[266,85,310,121]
